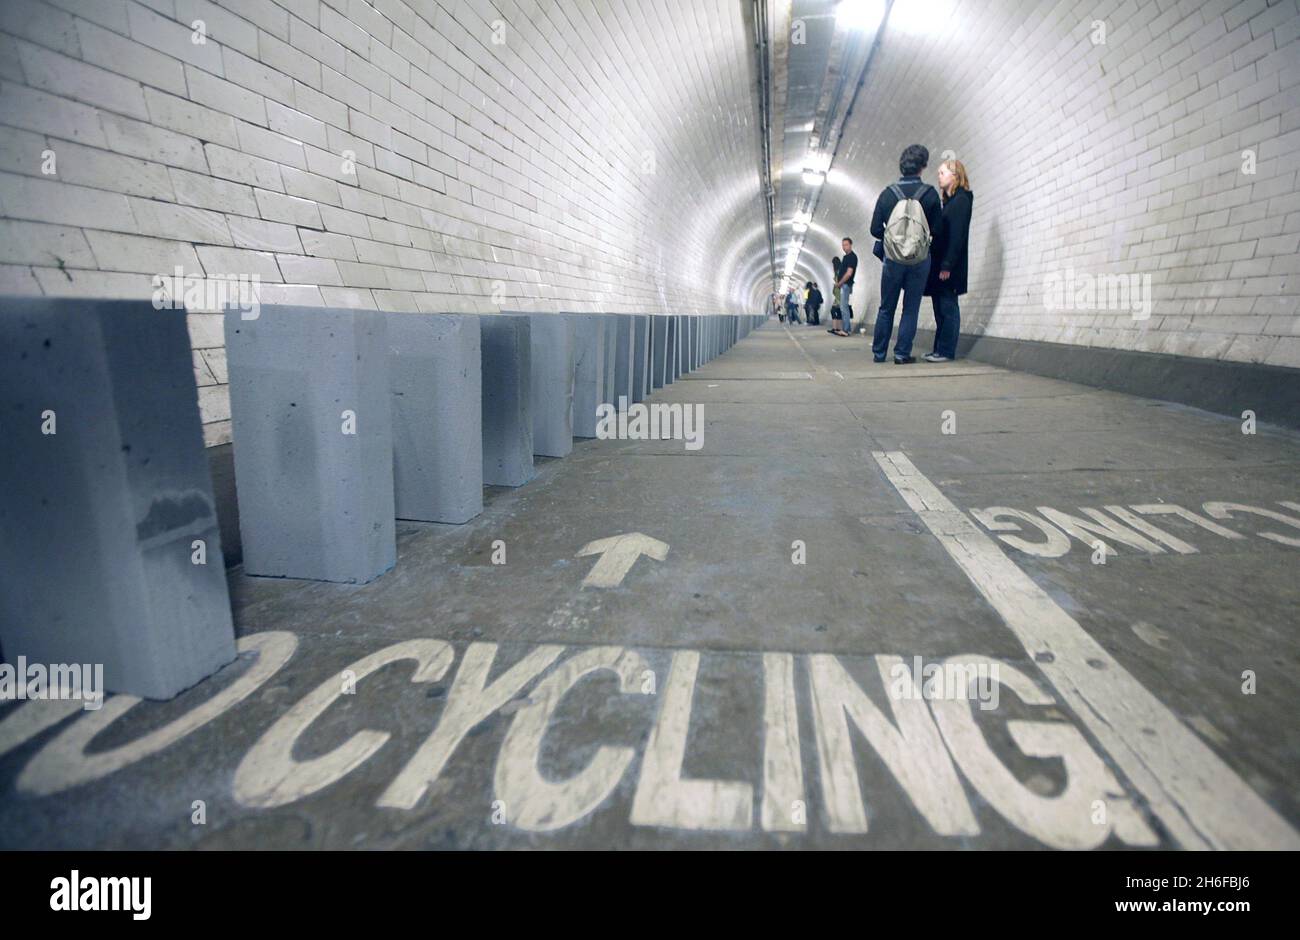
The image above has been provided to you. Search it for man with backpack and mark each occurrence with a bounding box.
[785,288,801,323]
[869,144,942,363]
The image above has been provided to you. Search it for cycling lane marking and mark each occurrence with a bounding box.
[872,449,1300,850]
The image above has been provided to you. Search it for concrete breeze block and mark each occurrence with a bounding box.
[613,314,637,407]
[633,314,651,402]
[530,314,575,457]
[480,314,534,486]
[602,314,619,407]
[0,296,236,699]
[224,304,396,584]
[651,314,669,390]
[386,312,483,524]
[568,313,606,438]
[674,315,684,380]
[664,315,676,385]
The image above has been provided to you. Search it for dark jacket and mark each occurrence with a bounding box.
[809,287,823,307]
[924,188,973,296]
[870,176,943,244]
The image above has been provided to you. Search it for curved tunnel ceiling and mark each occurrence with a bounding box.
[757,0,1298,364]
[0,0,1293,364]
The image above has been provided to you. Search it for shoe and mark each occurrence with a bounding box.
[923,353,952,362]
[894,355,915,364]
[873,356,886,363]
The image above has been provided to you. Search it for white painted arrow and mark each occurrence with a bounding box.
[577,533,669,588]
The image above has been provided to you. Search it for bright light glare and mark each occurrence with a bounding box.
[802,170,825,187]
[836,0,886,31]
[804,151,831,174]
[889,0,956,35]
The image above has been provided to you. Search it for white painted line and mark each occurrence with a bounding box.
[0,698,82,761]
[872,450,1300,850]
[760,652,805,832]
[495,646,648,831]
[630,650,752,830]
[378,642,564,810]
[577,533,669,588]
[18,632,298,797]
[234,639,454,809]
[808,653,978,836]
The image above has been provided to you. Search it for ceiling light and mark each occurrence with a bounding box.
[837,0,887,31]
[805,151,831,174]
[890,0,956,35]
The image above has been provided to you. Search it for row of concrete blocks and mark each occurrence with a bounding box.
[228,308,757,586]
[0,296,760,699]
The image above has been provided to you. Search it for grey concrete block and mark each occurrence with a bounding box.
[0,297,236,700]
[674,315,684,379]
[664,316,676,385]
[480,315,534,486]
[651,315,669,390]
[386,313,482,524]
[601,314,618,407]
[225,305,395,585]
[569,314,606,438]
[613,314,637,407]
[632,314,651,403]
[530,314,575,457]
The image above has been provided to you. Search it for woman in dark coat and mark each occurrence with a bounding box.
[923,159,973,362]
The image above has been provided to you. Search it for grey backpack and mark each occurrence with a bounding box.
[882,183,932,265]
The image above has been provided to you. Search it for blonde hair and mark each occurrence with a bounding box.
[939,159,970,199]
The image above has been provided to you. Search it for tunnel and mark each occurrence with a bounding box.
[0,0,1298,878]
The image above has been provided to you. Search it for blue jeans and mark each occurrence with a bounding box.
[931,290,960,358]
[840,282,853,331]
[872,257,930,359]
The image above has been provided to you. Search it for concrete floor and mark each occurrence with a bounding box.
[2,321,1298,849]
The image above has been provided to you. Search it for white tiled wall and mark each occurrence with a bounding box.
[811,0,1300,368]
[0,0,766,444]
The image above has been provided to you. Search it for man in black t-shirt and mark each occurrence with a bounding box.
[834,238,858,336]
